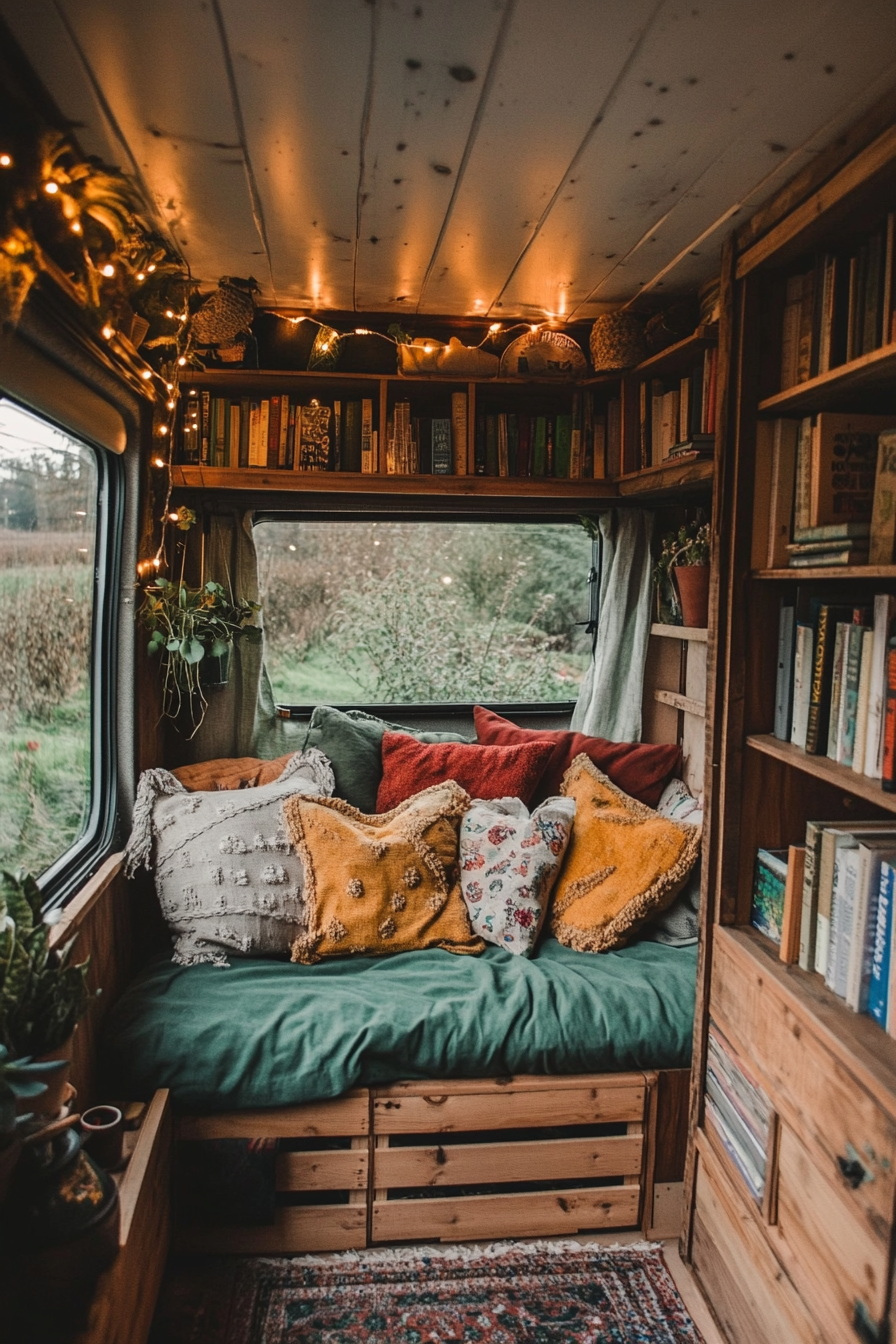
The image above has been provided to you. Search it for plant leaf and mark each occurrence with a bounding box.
[180,637,205,664]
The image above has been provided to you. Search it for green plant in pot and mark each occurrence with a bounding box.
[0,869,94,1116]
[138,576,261,735]
[0,1046,61,1204]
[654,521,711,628]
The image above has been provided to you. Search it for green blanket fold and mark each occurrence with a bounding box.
[102,938,696,1113]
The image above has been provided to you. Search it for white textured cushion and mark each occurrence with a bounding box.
[125,751,334,966]
[459,796,576,957]
[647,777,703,946]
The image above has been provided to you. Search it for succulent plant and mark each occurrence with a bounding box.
[0,870,93,1059]
[0,1044,58,1146]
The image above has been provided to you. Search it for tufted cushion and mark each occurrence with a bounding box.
[171,754,296,792]
[551,755,701,954]
[376,733,553,813]
[282,782,484,964]
[459,796,576,957]
[124,751,334,966]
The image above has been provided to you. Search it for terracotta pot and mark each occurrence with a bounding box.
[32,1040,74,1120]
[672,563,710,629]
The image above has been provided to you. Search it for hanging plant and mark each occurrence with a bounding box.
[138,577,261,736]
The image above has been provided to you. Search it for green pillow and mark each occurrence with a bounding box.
[301,705,471,813]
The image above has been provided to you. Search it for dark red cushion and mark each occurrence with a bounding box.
[473,706,682,808]
[376,733,554,813]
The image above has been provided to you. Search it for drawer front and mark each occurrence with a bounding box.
[712,934,896,1240]
[773,1125,889,1344]
[373,1081,644,1134]
[691,1141,819,1344]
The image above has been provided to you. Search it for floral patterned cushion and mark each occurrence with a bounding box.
[459,796,576,957]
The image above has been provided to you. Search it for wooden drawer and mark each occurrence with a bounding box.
[692,1138,819,1344]
[770,1124,888,1344]
[372,1074,645,1133]
[711,931,896,1242]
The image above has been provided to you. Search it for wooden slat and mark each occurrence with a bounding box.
[615,458,714,497]
[374,1133,643,1189]
[75,1090,172,1344]
[756,342,896,418]
[47,853,124,950]
[745,734,896,817]
[276,1148,368,1192]
[372,1184,639,1243]
[691,1142,821,1344]
[650,623,709,642]
[177,1092,370,1140]
[175,1204,367,1255]
[171,465,617,498]
[736,122,896,278]
[374,1072,646,1098]
[373,1082,645,1134]
[754,565,896,580]
[654,689,705,717]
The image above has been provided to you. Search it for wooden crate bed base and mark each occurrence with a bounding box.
[173,1070,688,1253]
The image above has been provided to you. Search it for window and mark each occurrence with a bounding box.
[255,519,593,706]
[0,399,103,877]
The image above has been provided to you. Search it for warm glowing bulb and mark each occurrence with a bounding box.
[158,425,169,435]
[152,456,165,468]
[44,181,59,194]
[101,324,114,339]
[70,222,82,234]
[423,345,432,354]
[320,342,329,351]
[530,324,539,332]
[166,400,175,410]
[168,512,179,523]
[488,323,501,333]
[141,368,152,380]
[147,264,156,273]
[288,544,296,552]
[136,271,145,280]
[177,356,187,366]
[180,312,188,321]
[354,328,371,335]
[0,154,11,167]
[101,263,115,277]
[165,309,174,318]
[152,557,161,567]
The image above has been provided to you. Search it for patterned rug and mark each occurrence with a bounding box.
[149,1240,705,1343]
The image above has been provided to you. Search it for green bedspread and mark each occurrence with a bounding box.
[102,938,697,1112]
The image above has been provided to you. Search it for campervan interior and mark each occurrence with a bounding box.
[2,3,896,1340]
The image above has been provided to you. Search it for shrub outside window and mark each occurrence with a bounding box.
[254,520,592,706]
[0,399,99,876]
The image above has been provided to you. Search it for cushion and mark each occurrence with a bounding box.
[283,781,484,964]
[302,705,471,813]
[376,733,554,814]
[172,754,295,792]
[642,779,704,947]
[473,706,682,808]
[551,755,701,953]
[124,750,335,967]
[460,796,576,956]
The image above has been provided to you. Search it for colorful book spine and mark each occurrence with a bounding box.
[360,399,375,473]
[751,848,789,943]
[238,397,250,469]
[774,602,795,740]
[432,418,452,474]
[451,392,467,475]
[266,395,281,469]
[869,859,895,1027]
[791,622,814,750]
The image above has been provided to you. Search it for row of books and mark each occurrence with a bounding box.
[752,826,896,1034]
[638,347,718,469]
[179,389,630,479]
[773,593,896,785]
[704,1025,772,1203]
[755,413,896,569]
[780,212,895,390]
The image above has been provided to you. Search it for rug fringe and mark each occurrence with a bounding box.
[256,1238,663,1268]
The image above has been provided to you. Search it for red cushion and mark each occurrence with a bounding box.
[473,706,681,808]
[376,733,554,813]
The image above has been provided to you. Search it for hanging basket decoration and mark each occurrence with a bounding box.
[190,276,257,350]
[589,311,647,371]
[498,330,586,379]
[306,323,342,370]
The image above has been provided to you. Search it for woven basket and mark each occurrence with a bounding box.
[589,311,647,371]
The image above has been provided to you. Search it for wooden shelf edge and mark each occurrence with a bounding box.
[170,467,618,498]
[717,925,896,1115]
[745,733,896,812]
[650,623,709,642]
[617,459,714,496]
[629,326,718,378]
[753,565,896,580]
[757,342,896,417]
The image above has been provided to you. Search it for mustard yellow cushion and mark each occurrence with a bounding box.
[551,755,701,953]
[282,782,485,964]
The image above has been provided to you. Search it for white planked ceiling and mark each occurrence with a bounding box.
[3,0,896,319]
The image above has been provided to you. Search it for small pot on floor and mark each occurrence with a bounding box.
[672,563,710,629]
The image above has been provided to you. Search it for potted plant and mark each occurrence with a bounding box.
[654,521,711,628]
[0,1046,61,1203]
[0,870,94,1116]
[137,576,261,734]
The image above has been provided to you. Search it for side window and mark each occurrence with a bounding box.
[254,519,592,707]
[0,399,101,877]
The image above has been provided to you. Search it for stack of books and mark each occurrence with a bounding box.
[779,212,895,390]
[637,346,717,469]
[704,1026,772,1202]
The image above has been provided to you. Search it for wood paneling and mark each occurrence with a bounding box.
[372,1184,640,1244]
[276,1148,369,1192]
[372,1078,645,1134]
[373,1133,643,1188]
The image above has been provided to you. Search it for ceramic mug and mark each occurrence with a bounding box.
[80,1105,125,1170]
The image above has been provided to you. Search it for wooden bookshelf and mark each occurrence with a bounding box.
[616,457,713,497]
[170,466,618,499]
[745,733,896,814]
[753,565,896,580]
[624,325,717,379]
[757,341,896,418]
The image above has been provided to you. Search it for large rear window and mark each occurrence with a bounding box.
[254,520,592,706]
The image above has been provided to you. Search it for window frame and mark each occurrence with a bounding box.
[0,395,124,910]
[253,503,595,717]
